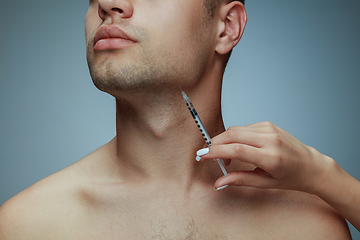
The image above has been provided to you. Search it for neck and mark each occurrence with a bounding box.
[108,82,225,187]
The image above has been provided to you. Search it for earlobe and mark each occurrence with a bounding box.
[215,2,247,55]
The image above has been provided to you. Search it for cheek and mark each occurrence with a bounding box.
[139,2,205,43]
[151,18,205,57]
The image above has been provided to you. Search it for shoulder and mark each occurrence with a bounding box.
[246,188,352,239]
[0,161,90,239]
[0,142,115,239]
[285,190,350,238]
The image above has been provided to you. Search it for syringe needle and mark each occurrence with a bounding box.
[180,88,229,177]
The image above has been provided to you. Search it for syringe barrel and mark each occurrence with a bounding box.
[181,90,229,177]
[182,92,211,143]
[193,114,212,146]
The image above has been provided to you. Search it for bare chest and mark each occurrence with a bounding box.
[80,203,233,239]
[67,198,299,240]
[60,185,344,240]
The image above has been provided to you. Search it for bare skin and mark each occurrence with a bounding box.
[198,122,360,232]
[0,139,351,239]
[0,0,352,239]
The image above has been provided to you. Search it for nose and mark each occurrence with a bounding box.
[98,0,133,20]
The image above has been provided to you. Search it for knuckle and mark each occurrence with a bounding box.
[268,133,282,147]
[263,121,278,133]
[234,144,245,155]
[227,128,238,140]
[234,179,244,186]
[263,121,274,127]
[269,150,281,161]
[227,126,237,131]
[266,151,282,171]
[233,174,244,186]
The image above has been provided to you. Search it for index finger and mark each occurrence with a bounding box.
[198,143,267,169]
[211,127,268,148]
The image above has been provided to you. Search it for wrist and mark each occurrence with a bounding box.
[309,154,342,199]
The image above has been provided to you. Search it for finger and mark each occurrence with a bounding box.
[211,129,268,148]
[222,123,281,138]
[197,144,266,168]
[214,168,278,190]
[245,121,280,129]
[227,122,278,131]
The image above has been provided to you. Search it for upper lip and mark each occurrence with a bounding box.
[93,25,136,45]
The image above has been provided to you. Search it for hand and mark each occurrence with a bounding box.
[196,121,334,193]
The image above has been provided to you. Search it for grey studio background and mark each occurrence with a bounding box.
[1,0,359,237]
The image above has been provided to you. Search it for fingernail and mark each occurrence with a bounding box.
[196,148,209,156]
[196,156,202,162]
[215,185,228,191]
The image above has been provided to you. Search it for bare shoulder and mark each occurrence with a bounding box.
[285,190,351,239]
[0,151,101,239]
[233,188,352,239]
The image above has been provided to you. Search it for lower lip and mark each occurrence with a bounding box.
[93,38,136,51]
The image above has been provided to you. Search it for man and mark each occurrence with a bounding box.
[0,0,351,239]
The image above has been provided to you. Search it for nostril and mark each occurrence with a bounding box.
[112,8,123,14]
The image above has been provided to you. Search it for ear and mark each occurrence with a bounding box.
[215,2,247,55]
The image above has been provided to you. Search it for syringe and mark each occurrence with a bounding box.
[180,88,229,177]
